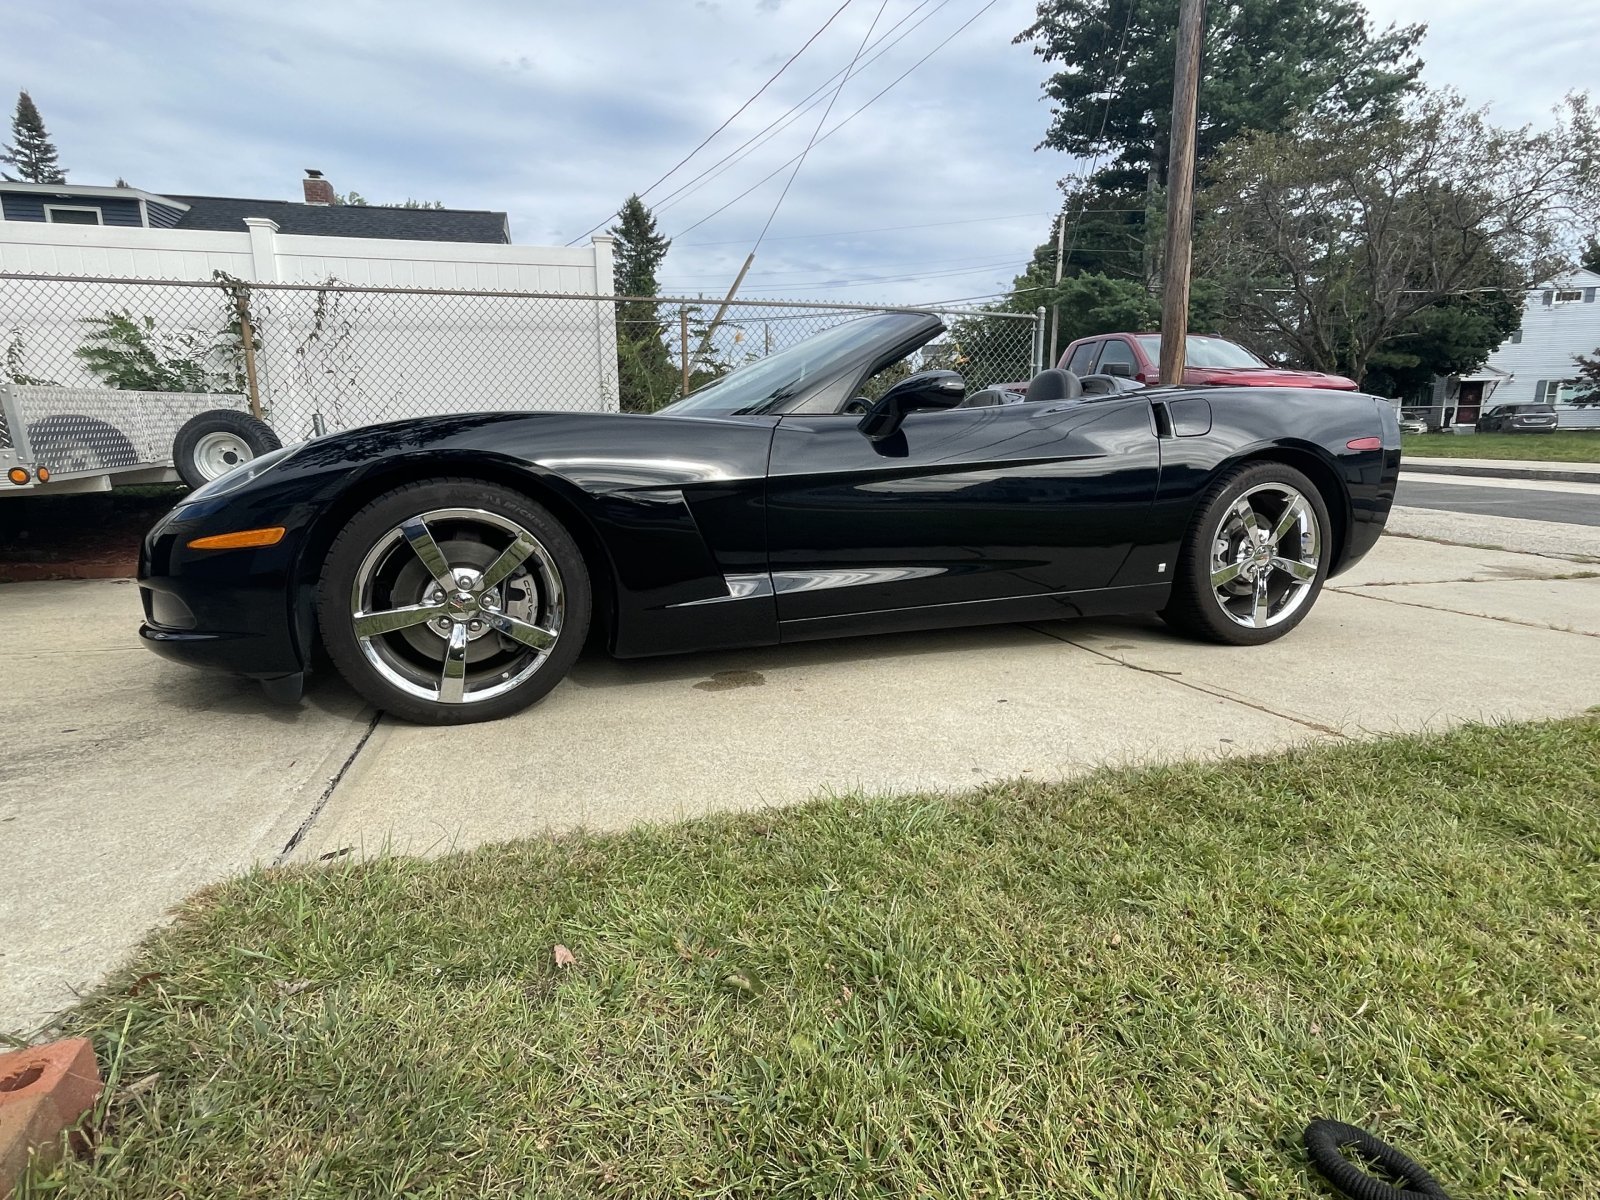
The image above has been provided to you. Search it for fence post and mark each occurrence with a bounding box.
[680,307,690,397]
[242,218,281,282]
[232,287,264,420]
[1033,307,1047,374]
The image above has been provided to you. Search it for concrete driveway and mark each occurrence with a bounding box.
[5,522,1600,1034]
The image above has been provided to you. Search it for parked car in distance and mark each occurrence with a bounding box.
[1476,402,1558,433]
[1398,411,1430,434]
[1059,333,1360,391]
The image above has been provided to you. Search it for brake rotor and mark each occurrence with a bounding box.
[390,537,537,665]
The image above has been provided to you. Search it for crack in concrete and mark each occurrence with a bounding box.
[1382,529,1600,565]
[274,710,383,864]
[1027,624,1350,739]
[1346,571,1600,588]
[1328,586,1599,639]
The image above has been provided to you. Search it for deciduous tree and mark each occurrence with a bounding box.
[1198,91,1600,386]
[1017,0,1423,192]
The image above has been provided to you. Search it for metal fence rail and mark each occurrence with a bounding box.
[0,273,1043,447]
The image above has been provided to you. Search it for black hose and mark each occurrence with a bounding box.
[1303,1120,1452,1200]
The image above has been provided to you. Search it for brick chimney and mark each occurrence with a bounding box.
[302,169,335,206]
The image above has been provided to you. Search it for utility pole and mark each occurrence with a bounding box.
[693,251,756,373]
[1158,0,1206,386]
[1048,209,1066,366]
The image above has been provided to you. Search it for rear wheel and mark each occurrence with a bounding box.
[317,479,590,724]
[1160,462,1331,646]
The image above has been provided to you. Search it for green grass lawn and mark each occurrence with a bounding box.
[28,719,1600,1199]
[1402,430,1600,462]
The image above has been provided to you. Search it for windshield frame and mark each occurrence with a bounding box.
[656,312,943,418]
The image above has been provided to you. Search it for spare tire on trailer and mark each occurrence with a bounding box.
[173,409,282,489]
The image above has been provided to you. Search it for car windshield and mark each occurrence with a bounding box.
[1135,335,1269,369]
[658,313,921,417]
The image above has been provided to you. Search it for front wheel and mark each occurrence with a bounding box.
[1160,462,1331,646]
[317,479,591,724]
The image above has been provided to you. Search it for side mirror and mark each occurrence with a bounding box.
[857,370,966,440]
[1100,360,1133,378]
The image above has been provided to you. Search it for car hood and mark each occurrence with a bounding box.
[1190,367,1359,390]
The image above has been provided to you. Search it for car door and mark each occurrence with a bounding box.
[764,394,1162,627]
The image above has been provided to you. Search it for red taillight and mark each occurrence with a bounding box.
[1346,436,1382,451]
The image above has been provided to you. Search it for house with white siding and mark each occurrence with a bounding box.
[1482,268,1600,415]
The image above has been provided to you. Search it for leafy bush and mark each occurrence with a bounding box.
[73,310,249,393]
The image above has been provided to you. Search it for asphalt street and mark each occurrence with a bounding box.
[1396,472,1600,527]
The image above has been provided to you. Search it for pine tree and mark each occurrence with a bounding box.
[609,195,678,412]
[1,90,67,183]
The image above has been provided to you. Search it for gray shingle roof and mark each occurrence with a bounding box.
[165,196,510,243]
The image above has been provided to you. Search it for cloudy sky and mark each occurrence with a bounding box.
[2,0,1595,305]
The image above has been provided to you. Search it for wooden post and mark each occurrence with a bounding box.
[680,306,691,397]
[234,291,263,420]
[693,251,756,371]
[1159,0,1206,386]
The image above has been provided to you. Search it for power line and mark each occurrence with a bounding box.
[734,260,1027,292]
[563,0,855,245]
[653,0,951,217]
[663,249,1041,283]
[680,210,1054,246]
[672,0,1006,240]
[754,0,890,253]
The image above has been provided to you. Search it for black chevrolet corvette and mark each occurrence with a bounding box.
[138,311,1400,724]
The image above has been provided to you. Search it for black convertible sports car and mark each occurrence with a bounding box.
[138,311,1400,724]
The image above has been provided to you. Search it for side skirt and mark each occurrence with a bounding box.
[776,583,1172,644]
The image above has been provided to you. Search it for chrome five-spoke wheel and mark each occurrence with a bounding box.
[319,480,591,724]
[351,507,564,706]
[1207,483,1320,630]
[1161,462,1330,646]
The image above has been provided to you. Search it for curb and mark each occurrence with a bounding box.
[1402,461,1600,485]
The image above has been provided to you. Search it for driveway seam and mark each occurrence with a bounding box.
[1328,585,1599,638]
[274,711,383,865]
[1027,624,1350,739]
[1382,528,1600,564]
[1349,572,1600,588]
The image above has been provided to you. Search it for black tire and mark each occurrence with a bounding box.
[1302,1120,1451,1200]
[25,415,138,473]
[1160,460,1332,646]
[172,409,281,489]
[316,478,591,725]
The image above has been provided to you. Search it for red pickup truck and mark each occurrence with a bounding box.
[1060,332,1359,390]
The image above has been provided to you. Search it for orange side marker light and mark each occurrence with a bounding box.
[187,526,287,551]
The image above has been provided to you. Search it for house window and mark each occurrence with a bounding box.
[43,205,102,225]
[1510,329,1523,344]
[1554,289,1584,304]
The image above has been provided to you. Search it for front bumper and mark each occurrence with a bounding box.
[138,496,312,680]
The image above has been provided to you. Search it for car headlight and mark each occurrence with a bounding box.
[184,445,298,503]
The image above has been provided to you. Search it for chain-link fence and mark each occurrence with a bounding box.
[0,272,1042,449]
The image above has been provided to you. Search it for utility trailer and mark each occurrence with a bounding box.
[0,383,281,497]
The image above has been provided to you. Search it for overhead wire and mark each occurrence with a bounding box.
[651,0,951,216]
[563,0,857,244]
[752,0,892,254]
[671,0,1006,239]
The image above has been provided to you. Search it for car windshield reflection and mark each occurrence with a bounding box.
[657,313,926,418]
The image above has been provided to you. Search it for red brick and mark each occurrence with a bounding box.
[0,1039,102,1197]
